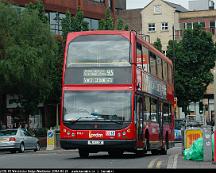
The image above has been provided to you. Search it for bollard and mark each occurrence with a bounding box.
[46,128,56,150]
[203,126,212,162]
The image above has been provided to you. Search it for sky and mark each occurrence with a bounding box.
[126,0,189,9]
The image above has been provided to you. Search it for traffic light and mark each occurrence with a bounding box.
[199,102,203,114]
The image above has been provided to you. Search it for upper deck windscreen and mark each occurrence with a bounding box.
[66,35,131,67]
[64,34,132,84]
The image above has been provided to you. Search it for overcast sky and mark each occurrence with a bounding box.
[126,0,189,9]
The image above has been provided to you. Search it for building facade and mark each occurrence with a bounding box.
[141,0,187,52]
[116,8,143,34]
[8,0,126,34]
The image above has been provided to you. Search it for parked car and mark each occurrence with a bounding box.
[0,128,40,153]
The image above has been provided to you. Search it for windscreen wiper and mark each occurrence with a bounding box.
[65,116,99,124]
[91,113,124,125]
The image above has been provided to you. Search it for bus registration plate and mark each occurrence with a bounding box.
[88,140,104,145]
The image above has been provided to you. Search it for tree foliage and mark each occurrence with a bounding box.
[99,8,129,30]
[167,26,216,113]
[0,2,59,114]
[25,0,48,23]
[153,38,162,52]
[99,9,114,30]
[61,8,89,40]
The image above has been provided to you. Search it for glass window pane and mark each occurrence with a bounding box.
[150,52,157,76]
[64,91,131,122]
[144,96,150,121]
[187,23,192,29]
[163,61,168,82]
[157,56,162,79]
[150,98,157,122]
[67,35,131,67]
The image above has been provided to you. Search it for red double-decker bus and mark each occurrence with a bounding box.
[60,30,175,157]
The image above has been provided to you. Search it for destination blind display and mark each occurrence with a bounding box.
[64,67,131,84]
[83,69,114,84]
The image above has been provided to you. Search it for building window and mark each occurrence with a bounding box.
[92,0,105,3]
[199,22,205,28]
[46,12,65,35]
[210,21,216,35]
[148,23,156,32]
[154,5,161,14]
[187,23,193,29]
[161,22,168,31]
[84,18,99,30]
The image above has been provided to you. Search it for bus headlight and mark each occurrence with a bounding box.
[67,131,71,136]
[71,133,75,137]
[122,131,126,136]
[117,132,121,137]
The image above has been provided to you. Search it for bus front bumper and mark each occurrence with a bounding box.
[60,139,136,151]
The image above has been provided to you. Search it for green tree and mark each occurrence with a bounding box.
[61,8,89,40]
[153,38,162,52]
[0,2,58,115]
[99,8,114,30]
[25,0,48,23]
[167,26,216,113]
[99,9,129,31]
[124,24,129,31]
[117,17,124,30]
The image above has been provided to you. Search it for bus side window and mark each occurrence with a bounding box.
[144,96,150,121]
[143,46,149,72]
[163,103,172,123]
[163,103,169,123]
[150,98,157,122]
[149,52,157,77]
[157,56,162,80]
[136,42,143,69]
[163,61,168,83]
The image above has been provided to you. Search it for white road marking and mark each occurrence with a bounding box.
[156,161,162,168]
[167,154,174,168]
[167,154,179,168]
[147,158,158,168]
[173,154,179,168]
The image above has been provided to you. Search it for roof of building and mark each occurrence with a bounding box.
[164,1,188,12]
[143,0,188,12]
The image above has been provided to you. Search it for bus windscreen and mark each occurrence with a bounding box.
[63,91,131,123]
[66,35,131,67]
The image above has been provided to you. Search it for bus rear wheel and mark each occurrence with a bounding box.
[79,149,89,158]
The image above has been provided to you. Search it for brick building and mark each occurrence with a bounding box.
[116,8,143,35]
[8,0,126,34]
